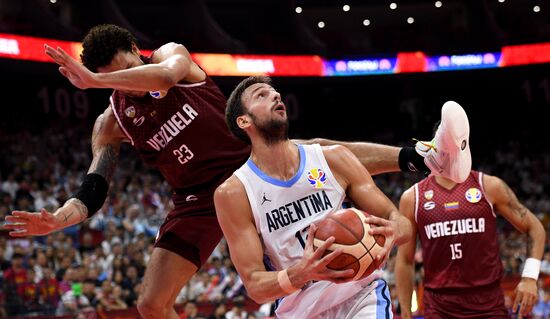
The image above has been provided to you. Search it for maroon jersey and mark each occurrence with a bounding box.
[110,54,250,191]
[415,171,502,290]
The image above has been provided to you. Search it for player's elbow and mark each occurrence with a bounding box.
[242,280,275,304]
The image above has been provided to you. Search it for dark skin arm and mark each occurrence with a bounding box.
[5,107,126,236]
[484,174,546,317]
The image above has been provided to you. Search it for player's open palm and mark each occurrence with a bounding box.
[44,44,97,89]
[365,215,397,263]
[296,224,355,284]
[513,278,537,317]
[4,209,57,237]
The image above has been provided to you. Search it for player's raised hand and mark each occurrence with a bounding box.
[44,44,97,89]
[293,224,355,284]
[365,215,397,263]
[4,209,58,237]
[513,277,538,317]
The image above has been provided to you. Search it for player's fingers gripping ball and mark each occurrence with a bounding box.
[313,208,385,280]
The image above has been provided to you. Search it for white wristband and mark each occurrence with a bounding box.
[278,269,299,294]
[521,258,541,280]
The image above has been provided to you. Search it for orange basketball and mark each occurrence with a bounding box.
[313,208,385,280]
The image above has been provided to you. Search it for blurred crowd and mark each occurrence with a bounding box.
[0,126,549,318]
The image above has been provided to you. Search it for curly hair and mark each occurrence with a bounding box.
[225,76,272,144]
[80,24,137,72]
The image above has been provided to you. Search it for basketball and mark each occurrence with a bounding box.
[313,208,385,281]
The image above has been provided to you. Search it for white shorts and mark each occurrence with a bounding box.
[314,279,393,319]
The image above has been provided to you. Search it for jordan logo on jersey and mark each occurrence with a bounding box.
[261,193,272,205]
[307,168,327,189]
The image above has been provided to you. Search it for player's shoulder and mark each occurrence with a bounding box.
[214,175,246,201]
[321,144,355,163]
[152,42,190,61]
[92,106,126,142]
[401,184,416,200]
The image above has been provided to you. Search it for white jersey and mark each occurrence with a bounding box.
[234,144,382,319]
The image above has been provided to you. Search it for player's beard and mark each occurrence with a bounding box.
[250,113,289,146]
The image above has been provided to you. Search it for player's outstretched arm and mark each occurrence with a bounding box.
[4,107,125,237]
[295,138,401,176]
[395,187,418,319]
[324,145,413,261]
[214,176,354,304]
[45,42,203,91]
[484,174,546,317]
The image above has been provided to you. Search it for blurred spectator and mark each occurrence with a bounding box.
[225,301,247,319]
[182,300,201,319]
[4,252,27,315]
[208,303,227,319]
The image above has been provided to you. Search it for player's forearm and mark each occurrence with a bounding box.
[94,64,180,91]
[245,266,308,304]
[295,138,401,176]
[395,262,415,317]
[52,198,89,231]
[527,215,546,260]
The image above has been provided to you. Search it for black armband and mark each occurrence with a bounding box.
[398,146,429,173]
[72,173,109,218]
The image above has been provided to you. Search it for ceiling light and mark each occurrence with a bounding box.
[295,6,302,13]
[435,1,442,8]
[318,21,325,28]
[50,0,57,3]
[498,0,505,2]
[390,3,397,10]
[407,17,415,24]
[533,5,541,12]
[343,5,350,12]
[363,19,371,26]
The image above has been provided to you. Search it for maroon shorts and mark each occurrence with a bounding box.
[154,190,223,269]
[423,282,510,319]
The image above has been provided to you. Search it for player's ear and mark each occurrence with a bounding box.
[131,43,140,56]
[237,115,251,129]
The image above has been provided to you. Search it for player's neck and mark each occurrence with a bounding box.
[434,175,457,190]
[250,140,299,181]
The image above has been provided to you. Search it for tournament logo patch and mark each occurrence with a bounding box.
[444,202,459,210]
[424,201,436,210]
[465,188,482,203]
[124,106,136,118]
[307,168,327,189]
[150,90,167,99]
[424,190,434,200]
